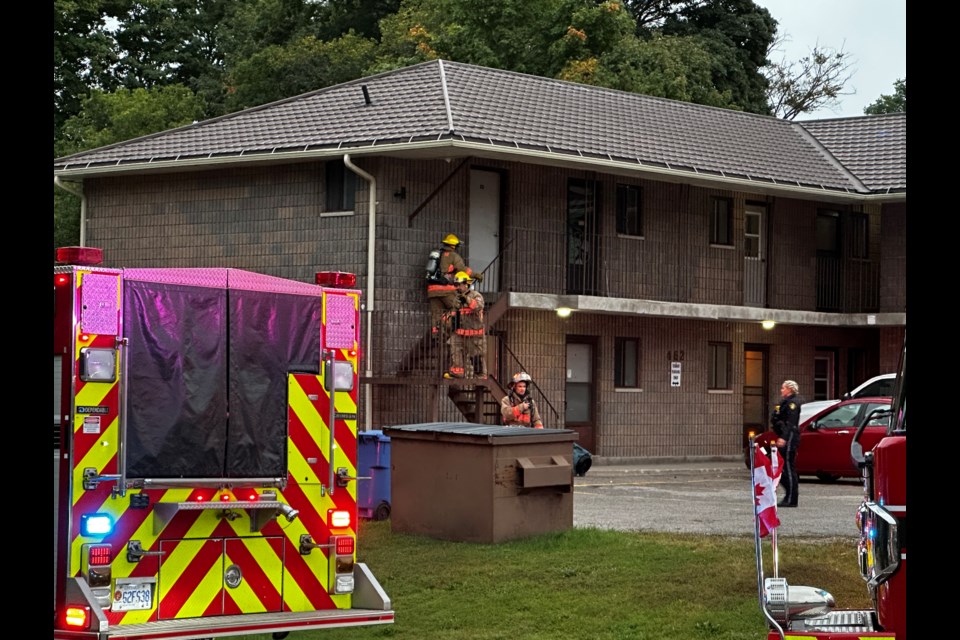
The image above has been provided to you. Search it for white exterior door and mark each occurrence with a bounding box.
[468,169,501,293]
[744,204,766,307]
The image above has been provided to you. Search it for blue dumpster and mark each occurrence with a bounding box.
[357,430,392,520]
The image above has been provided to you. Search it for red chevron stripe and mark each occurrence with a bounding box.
[71,384,120,463]
[222,537,283,613]
[159,539,222,619]
[279,535,336,611]
[223,590,240,616]
[296,375,358,470]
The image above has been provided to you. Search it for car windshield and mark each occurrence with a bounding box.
[814,401,890,429]
[855,377,896,398]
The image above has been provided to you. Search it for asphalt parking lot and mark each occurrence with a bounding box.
[573,459,865,540]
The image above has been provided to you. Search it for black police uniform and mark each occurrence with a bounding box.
[771,393,801,507]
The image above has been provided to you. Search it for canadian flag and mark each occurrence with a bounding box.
[753,444,783,537]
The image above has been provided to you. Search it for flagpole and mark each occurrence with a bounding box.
[750,438,767,608]
[770,443,780,578]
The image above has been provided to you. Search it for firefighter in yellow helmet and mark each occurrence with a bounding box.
[501,372,543,428]
[443,271,486,379]
[426,234,482,336]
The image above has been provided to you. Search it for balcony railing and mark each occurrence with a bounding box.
[816,257,881,313]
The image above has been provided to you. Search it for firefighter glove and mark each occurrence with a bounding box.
[473,272,484,282]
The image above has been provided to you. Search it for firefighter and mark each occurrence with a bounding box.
[501,372,543,428]
[443,271,486,379]
[426,234,482,336]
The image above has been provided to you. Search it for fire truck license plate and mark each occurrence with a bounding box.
[112,580,153,611]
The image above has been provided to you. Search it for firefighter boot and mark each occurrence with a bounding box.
[472,355,487,379]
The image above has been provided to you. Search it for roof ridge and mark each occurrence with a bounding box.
[792,121,869,193]
[437,59,455,133]
[437,59,794,126]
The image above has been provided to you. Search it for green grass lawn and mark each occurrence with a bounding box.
[247,522,869,640]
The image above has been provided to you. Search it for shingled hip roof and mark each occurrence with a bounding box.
[53,59,905,196]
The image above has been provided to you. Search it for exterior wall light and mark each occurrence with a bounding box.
[556,307,573,318]
[761,320,776,330]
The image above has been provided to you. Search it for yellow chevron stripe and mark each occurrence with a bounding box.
[288,378,323,486]
[110,489,194,580]
[174,553,223,618]
[72,417,119,498]
[222,539,281,613]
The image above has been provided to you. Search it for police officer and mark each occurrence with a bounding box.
[501,372,543,428]
[771,380,802,507]
[426,234,482,336]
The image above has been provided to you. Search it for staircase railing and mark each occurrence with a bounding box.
[475,238,513,298]
[497,339,560,428]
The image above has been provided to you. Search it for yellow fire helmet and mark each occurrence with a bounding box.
[442,233,461,246]
[454,271,472,284]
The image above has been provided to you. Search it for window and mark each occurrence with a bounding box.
[710,197,733,245]
[325,160,356,212]
[708,342,731,390]
[616,184,643,236]
[614,337,640,388]
[816,210,840,254]
[813,353,833,401]
[849,212,869,259]
[744,208,761,258]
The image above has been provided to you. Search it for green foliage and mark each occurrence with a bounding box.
[241,523,869,640]
[864,78,906,115]
[579,34,735,109]
[56,85,207,158]
[54,0,126,135]
[225,33,379,110]
[54,84,207,248]
[317,0,404,41]
[659,0,777,115]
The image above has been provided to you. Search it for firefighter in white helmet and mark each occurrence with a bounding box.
[443,271,486,379]
[501,372,543,428]
[425,233,482,337]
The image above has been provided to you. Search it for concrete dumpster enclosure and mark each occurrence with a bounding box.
[382,422,578,543]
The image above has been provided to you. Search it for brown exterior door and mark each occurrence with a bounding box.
[742,346,768,454]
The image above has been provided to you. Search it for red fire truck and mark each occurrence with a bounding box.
[53,247,394,639]
[751,337,907,638]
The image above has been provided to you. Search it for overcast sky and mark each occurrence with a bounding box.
[755,0,906,120]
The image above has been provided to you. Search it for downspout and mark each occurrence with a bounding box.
[54,177,86,246]
[343,154,376,432]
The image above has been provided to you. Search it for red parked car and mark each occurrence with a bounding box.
[747,396,892,480]
[795,396,892,482]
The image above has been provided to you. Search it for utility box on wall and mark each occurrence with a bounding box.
[382,422,577,543]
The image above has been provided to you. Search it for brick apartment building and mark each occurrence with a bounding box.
[53,60,906,461]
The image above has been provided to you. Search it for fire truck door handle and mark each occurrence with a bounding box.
[127,540,165,563]
[336,467,371,487]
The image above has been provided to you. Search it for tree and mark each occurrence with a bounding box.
[54,0,126,138]
[864,78,905,115]
[763,33,855,120]
[658,0,778,115]
[225,33,379,111]
[54,85,207,248]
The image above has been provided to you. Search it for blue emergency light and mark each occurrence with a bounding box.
[80,513,114,537]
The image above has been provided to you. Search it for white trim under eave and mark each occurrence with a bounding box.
[52,139,906,205]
